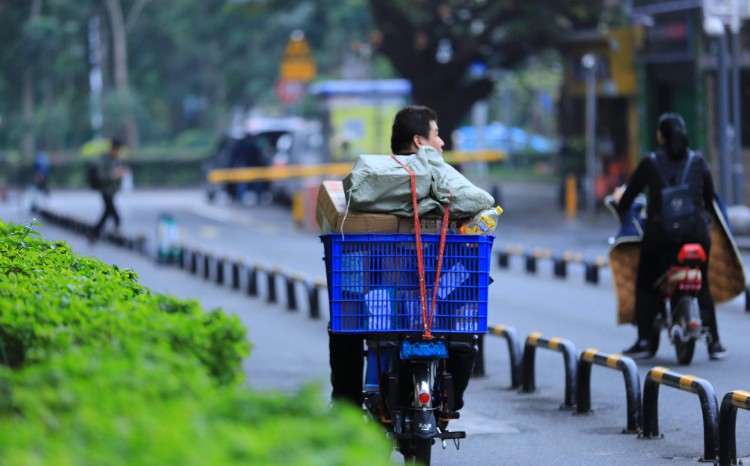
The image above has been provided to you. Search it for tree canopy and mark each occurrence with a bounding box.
[367,0,607,148]
[0,0,613,155]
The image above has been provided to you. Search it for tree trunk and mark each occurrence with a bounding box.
[104,0,138,149]
[21,0,43,156]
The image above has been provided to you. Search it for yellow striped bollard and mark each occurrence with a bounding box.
[718,389,750,465]
[641,366,719,462]
[575,348,641,433]
[520,332,577,409]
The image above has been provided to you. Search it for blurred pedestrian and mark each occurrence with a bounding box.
[88,138,129,241]
[33,151,50,195]
[30,151,51,211]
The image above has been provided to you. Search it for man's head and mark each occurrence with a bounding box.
[390,105,444,154]
[110,138,124,157]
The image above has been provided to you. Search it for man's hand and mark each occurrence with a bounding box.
[113,166,129,179]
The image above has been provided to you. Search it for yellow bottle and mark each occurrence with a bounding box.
[458,206,504,235]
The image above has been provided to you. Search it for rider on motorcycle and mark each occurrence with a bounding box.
[613,112,727,360]
[329,106,481,409]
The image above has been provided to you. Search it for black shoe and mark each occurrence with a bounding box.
[708,341,728,360]
[622,339,654,359]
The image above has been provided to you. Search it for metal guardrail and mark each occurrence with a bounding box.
[36,208,147,254]
[576,348,641,433]
[641,366,719,462]
[497,244,607,285]
[486,324,523,389]
[521,332,577,409]
[173,244,325,320]
[718,389,750,465]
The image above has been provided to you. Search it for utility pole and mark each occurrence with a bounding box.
[704,0,746,205]
[582,54,598,217]
[88,16,103,140]
[729,0,743,205]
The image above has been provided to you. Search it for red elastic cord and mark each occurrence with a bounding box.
[390,154,451,340]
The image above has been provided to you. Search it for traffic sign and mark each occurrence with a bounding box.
[275,79,305,105]
[280,31,316,82]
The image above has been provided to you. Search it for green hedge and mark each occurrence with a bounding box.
[0,221,248,385]
[0,222,391,465]
[0,345,391,466]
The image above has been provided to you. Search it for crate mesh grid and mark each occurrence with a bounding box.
[321,233,493,334]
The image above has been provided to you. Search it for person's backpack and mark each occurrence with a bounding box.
[86,160,101,190]
[653,151,700,240]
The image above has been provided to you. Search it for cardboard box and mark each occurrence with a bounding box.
[316,180,452,234]
[316,181,399,233]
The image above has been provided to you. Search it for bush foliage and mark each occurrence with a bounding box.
[0,221,248,384]
[0,222,391,465]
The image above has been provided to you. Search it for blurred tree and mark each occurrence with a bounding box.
[367,0,605,149]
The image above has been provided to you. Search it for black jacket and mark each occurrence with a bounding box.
[617,148,715,239]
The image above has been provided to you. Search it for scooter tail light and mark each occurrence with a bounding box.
[418,391,431,405]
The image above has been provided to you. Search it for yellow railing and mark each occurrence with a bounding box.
[206,150,506,184]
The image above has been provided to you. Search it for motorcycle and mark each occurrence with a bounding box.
[606,195,708,365]
[649,242,707,364]
[363,335,470,465]
[321,232,494,465]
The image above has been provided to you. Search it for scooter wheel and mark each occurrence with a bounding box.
[675,336,695,365]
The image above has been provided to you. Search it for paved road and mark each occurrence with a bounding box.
[2,183,749,465]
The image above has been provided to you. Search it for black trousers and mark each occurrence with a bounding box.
[93,193,120,236]
[329,331,477,409]
[634,223,719,342]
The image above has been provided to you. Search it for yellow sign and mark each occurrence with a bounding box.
[280,36,316,82]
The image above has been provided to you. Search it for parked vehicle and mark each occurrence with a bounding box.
[203,117,323,205]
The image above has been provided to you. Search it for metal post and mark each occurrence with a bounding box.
[718,31,731,202]
[582,54,597,217]
[520,332,578,409]
[575,349,641,433]
[731,29,743,205]
[487,324,523,389]
[473,334,485,377]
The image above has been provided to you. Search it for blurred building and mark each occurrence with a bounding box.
[558,0,750,204]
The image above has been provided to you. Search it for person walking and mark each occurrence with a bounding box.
[88,138,129,241]
[614,113,727,360]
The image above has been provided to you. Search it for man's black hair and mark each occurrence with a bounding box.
[110,138,124,150]
[390,105,437,154]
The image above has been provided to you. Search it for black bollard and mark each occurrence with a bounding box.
[247,266,259,296]
[267,269,279,304]
[216,257,225,286]
[203,253,211,280]
[231,261,242,290]
[285,275,298,311]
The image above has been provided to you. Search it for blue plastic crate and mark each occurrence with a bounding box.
[321,233,494,334]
